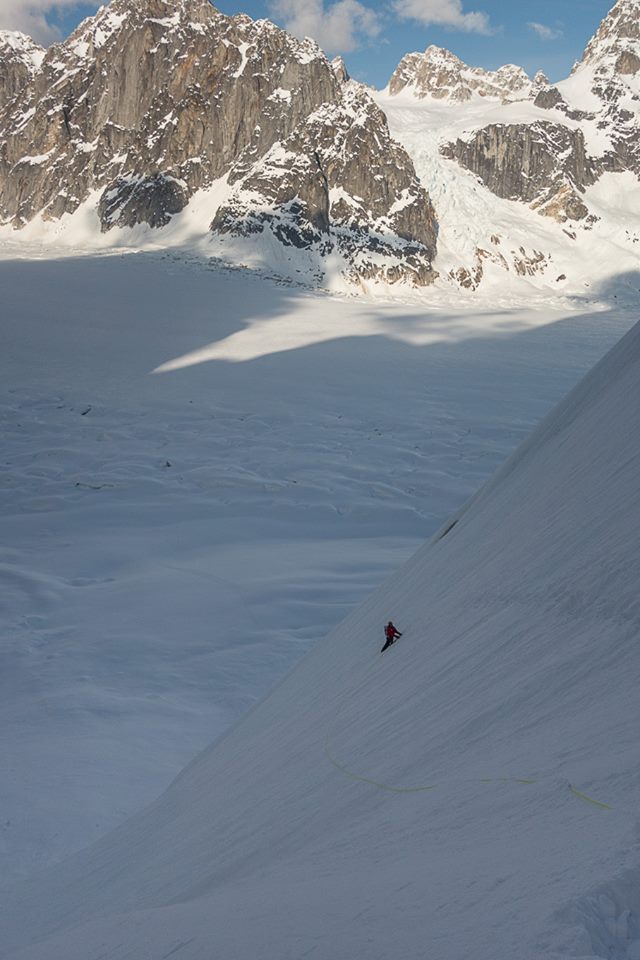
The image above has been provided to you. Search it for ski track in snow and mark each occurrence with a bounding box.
[0,248,635,893]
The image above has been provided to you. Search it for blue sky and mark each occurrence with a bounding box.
[7,0,615,86]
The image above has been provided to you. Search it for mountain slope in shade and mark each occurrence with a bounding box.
[2,302,640,957]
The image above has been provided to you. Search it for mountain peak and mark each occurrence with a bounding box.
[331,55,350,84]
[0,30,44,111]
[62,0,218,51]
[576,0,640,74]
[0,29,44,65]
[389,45,532,102]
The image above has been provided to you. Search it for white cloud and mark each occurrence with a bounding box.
[0,1,99,45]
[527,21,562,41]
[392,0,491,34]
[268,0,382,54]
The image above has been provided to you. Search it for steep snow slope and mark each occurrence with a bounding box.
[5,249,633,891]
[3,289,640,957]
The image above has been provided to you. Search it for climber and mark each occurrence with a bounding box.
[381,620,402,653]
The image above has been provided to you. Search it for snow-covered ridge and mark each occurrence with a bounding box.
[0,29,44,67]
[0,30,45,112]
[577,0,640,74]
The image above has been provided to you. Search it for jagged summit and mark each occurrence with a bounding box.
[0,30,44,110]
[331,55,350,84]
[389,45,533,102]
[577,0,640,74]
[0,29,44,61]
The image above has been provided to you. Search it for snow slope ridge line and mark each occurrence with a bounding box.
[324,655,612,808]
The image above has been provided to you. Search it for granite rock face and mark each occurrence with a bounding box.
[0,0,338,225]
[213,81,437,285]
[0,0,437,287]
[442,122,598,222]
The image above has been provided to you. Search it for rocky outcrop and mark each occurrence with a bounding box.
[98,173,190,230]
[213,82,437,285]
[331,56,349,84]
[533,86,566,111]
[0,0,437,287]
[0,31,44,112]
[389,45,534,102]
[443,122,598,222]
[447,242,549,289]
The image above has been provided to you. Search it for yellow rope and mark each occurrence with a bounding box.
[324,653,611,809]
[569,784,612,810]
[324,732,438,794]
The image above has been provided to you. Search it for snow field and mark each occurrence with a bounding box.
[1,250,635,895]
[4,290,640,957]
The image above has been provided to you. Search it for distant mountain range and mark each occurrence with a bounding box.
[0,0,638,293]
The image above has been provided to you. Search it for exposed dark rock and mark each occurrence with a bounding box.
[616,50,640,74]
[98,173,189,230]
[447,243,549,289]
[442,122,598,221]
[534,87,566,110]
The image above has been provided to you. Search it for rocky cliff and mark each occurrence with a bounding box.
[212,81,436,286]
[442,122,598,222]
[568,0,640,177]
[0,0,436,287]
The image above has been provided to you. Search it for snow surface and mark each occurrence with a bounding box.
[1,247,640,959]
[0,244,638,958]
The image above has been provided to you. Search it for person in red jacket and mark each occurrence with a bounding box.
[381,620,402,653]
